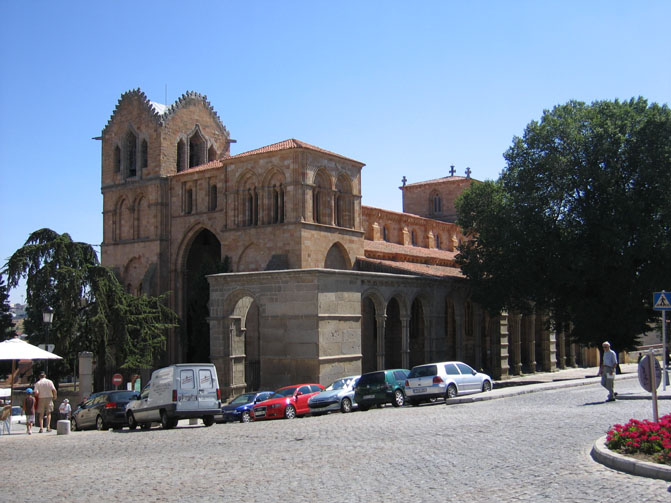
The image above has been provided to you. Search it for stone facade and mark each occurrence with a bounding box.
[100,89,583,400]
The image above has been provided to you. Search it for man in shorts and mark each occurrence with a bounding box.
[34,371,57,432]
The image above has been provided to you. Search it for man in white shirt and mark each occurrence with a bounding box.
[600,341,618,402]
[34,371,57,432]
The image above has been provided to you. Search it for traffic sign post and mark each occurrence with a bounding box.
[653,291,671,391]
[638,351,661,422]
[112,373,123,389]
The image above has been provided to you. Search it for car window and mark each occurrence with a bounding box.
[275,386,299,398]
[110,391,140,402]
[445,363,460,375]
[358,372,384,386]
[258,392,273,401]
[140,387,150,400]
[309,384,323,393]
[408,365,437,378]
[199,369,215,390]
[297,385,311,395]
[180,369,195,389]
[93,394,106,405]
[393,370,409,381]
[456,363,474,375]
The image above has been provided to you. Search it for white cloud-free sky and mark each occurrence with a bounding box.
[1,1,669,303]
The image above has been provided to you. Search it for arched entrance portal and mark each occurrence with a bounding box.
[385,298,402,369]
[184,229,227,362]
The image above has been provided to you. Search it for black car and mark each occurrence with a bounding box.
[71,390,139,431]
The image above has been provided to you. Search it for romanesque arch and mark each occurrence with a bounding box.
[183,228,223,362]
[384,295,406,369]
[409,296,427,368]
[313,169,333,224]
[324,242,351,270]
[361,289,385,373]
[335,173,353,228]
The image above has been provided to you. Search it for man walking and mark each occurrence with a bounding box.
[600,341,618,402]
[34,371,57,432]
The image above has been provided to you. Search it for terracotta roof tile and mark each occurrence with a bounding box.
[402,175,477,188]
[221,139,363,164]
[364,239,458,263]
[356,257,465,279]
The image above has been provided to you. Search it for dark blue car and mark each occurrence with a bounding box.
[218,391,274,423]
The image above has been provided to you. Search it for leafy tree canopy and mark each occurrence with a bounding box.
[3,229,177,387]
[0,275,15,340]
[456,98,671,351]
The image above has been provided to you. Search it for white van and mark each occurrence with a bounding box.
[126,364,221,429]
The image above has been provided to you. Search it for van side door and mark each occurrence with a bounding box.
[197,368,218,410]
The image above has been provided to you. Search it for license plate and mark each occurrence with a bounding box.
[363,394,374,400]
[413,388,427,394]
[255,410,265,417]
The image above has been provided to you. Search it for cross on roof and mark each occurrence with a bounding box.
[449,165,456,177]
[465,167,471,178]
[401,176,407,186]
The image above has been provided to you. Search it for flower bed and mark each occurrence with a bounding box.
[606,413,671,464]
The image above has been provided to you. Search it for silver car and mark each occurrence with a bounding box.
[308,375,359,414]
[405,361,492,405]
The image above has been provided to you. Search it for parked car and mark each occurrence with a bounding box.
[252,383,324,421]
[354,369,409,411]
[71,390,139,431]
[308,375,359,414]
[219,391,274,423]
[405,361,492,405]
[11,405,26,425]
[126,364,221,430]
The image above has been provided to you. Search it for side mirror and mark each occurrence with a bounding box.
[295,392,303,397]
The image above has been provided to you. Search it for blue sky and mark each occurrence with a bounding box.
[1,1,669,304]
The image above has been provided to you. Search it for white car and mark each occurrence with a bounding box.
[11,406,26,425]
[405,361,492,405]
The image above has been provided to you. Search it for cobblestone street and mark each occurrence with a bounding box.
[4,376,670,502]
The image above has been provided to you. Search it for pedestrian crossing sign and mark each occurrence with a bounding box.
[653,292,671,311]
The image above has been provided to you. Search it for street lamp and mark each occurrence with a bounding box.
[42,306,54,374]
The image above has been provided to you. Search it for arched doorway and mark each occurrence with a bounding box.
[409,297,425,368]
[385,298,402,369]
[361,297,377,373]
[184,229,228,362]
[244,300,261,391]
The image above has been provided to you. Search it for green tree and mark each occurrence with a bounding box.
[0,275,16,340]
[456,98,671,351]
[3,228,177,388]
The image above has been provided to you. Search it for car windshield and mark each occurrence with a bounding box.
[229,393,255,405]
[326,379,347,391]
[271,386,299,398]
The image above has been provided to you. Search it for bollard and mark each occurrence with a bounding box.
[56,419,70,435]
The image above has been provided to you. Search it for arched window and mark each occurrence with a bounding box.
[141,139,148,171]
[383,226,389,242]
[313,171,332,225]
[411,230,417,246]
[189,130,206,168]
[114,145,121,173]
[185,189,193,214]
[435,233,441,249]
[125,130,137,177]
[430,191,441,215]
[177,140,185,172]
[272,184,285,224]
[335,175,353,228]
[244,188,258,226]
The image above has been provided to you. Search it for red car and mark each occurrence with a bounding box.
[252,383,324,420]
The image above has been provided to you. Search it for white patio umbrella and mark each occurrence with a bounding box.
[0,337,62,406]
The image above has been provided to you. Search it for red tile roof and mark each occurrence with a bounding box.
[364,239,458,264]
[356,257,465,279]
[402,176,476,188]
[222,139,363,164]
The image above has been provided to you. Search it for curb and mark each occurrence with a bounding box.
[447,373,639,405]
[591,435,671,481]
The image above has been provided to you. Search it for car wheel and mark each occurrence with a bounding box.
[71,418,78,431]
[160,411,174,429]
[482,380,492,392]
[284,405,296,419]
[96,415,106,431]
[202,416,214,427]
[392,389,405,407]
[127,413,137,430]
[241,411,251,423]
[140,423,151,430]
[340,397,353,413]
[446,384,458,400]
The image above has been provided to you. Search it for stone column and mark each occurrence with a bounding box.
[567,341,577,368]
[538,317,557,372]
[525,313,537,373]
[556,329,566,369]
[401,316,410,369]
[509,313,522,375]
[376,313,386,370]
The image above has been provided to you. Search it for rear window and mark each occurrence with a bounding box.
[358,372,384,386]
[180,369,195,389]
[109,391,139,402]
[408,365,437,378]
[199,369,215,389]
[393,370,409,380]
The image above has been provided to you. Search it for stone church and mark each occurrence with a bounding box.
[100,89,583,399]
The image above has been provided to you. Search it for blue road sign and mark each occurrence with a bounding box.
[653,292,671,311]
